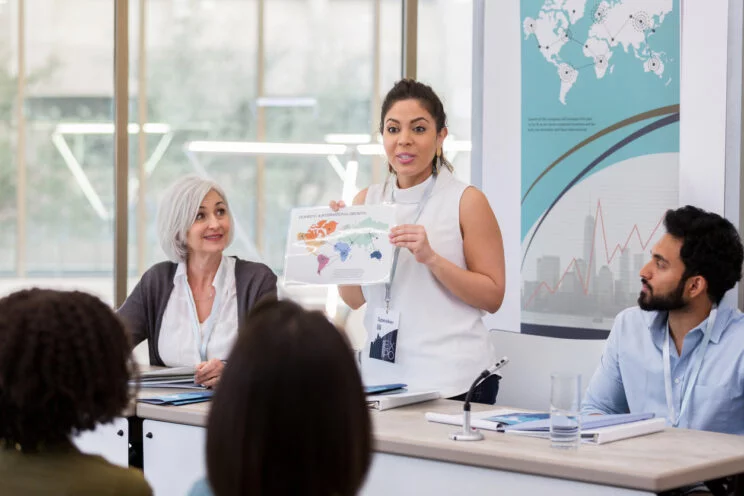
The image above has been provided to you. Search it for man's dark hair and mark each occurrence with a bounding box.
[206,299,372,496]
[664,205,744,304]
[0,289,136,451]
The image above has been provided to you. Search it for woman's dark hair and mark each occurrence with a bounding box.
[0,289,136,451]
[206,299,372,496]
[379,78,453,174]
[664,205,744,304]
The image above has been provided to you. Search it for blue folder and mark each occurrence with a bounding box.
[483,412,550,426]
[503,412,655,432]
[137,391,214,406]
[364,383,407,395]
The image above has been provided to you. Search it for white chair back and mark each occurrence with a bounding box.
[489,330,607,411]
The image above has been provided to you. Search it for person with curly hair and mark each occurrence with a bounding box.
[583,205,744,436]
[0,289,152,495]
[118,175,277,387]
[188,299,371,496]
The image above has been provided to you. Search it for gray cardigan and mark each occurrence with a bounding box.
[117,257,277,366]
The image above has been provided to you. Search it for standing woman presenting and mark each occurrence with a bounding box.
[331,79,505,403]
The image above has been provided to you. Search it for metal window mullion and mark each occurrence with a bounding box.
[402,0,418,79]
[137,0,148,277]
[256,0,265,256]
[471,0,485,188]
[16,0,26,278]
[371,0,383,184]
[114,0,129,307]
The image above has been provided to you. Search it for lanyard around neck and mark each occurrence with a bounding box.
[662,307,717,427]
[185,279,223,362]
[384,174,437,311]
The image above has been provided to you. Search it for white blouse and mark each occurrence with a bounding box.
[158,256,239,366]
[360,170,493,397]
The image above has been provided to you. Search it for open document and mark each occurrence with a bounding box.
[504,417,666,444]
[284,205,396,285]
[426,410,665,444]
[502,413,664,444]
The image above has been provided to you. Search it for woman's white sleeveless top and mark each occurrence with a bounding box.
[361,169,494,397]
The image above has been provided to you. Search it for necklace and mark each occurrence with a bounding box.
[191,286,215,302]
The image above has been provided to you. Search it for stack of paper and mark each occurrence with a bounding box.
[367,390,440,411]
[424,408,517,432]
[131,366,206,389]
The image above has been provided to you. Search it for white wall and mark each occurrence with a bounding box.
[678,0,730,213]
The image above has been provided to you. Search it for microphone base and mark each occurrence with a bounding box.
[449,429,485,442]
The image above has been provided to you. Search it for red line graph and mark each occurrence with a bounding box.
[524,199,664,308]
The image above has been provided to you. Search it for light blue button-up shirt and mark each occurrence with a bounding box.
[582,304,744,435]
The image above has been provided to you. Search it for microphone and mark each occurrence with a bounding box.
[450,356,509,441]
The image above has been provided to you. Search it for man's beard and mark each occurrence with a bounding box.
[637,277,687,311]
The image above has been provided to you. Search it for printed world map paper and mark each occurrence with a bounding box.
[284,205,396,285]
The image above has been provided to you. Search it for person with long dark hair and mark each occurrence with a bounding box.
[189,299,372,496]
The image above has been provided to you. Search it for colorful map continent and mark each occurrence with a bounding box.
[335,217,389,250]
[297,219,338,253]
[317,254,330,274]
[334,242,351,262]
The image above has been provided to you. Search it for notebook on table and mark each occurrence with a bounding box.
[425,410,664,444]
[425,409,543,432]
[503,412,664,445]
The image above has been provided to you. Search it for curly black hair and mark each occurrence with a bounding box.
[0,289,136,451]
[664,206,744,304]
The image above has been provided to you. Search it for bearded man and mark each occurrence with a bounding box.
[582,205,744,437]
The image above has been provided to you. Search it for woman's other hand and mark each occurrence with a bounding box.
[389,224,438,266]
[194,358,225,388]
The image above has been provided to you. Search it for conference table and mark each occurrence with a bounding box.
[133,395,744,496]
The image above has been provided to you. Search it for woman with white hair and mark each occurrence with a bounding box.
[118,175,277,387]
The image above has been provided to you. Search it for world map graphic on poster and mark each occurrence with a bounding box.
[523,0,674,105]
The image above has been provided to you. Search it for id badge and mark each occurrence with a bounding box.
[369,308,400,363]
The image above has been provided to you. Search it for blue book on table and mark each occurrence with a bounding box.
[137,391,214,406]
[365,383,407,395]
[483,412,550,426]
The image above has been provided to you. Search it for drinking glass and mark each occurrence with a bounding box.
[550,373,581,449]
